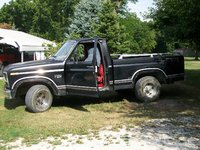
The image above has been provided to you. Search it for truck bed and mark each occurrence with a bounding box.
[111,53,184,89]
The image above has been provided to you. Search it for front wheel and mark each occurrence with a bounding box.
[135,76,161,102]
[25,85,53,113]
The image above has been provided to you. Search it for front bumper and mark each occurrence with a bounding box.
[4,89,14,99]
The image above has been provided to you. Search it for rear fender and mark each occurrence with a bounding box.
[132,68,168,85]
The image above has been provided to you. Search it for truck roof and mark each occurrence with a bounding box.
[74,37,105,42]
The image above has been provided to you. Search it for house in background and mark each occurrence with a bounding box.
[0,28,55,75]
[174,48,196,57]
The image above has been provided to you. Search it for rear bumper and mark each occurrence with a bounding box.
[167,73,185,83]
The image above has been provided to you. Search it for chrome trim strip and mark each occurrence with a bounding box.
[113,62,156,68]
[109,81,114,85]
[131,68,168,80]
[12,76,58,90]
[10,69,64,76]
[69,69,92,72]
[114,79,132,84]
[65,85,97,91]
[57,85,67,90]
[12,63,63,71]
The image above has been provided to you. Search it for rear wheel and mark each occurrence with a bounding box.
[25,85,53,113]
[135,76,161,102]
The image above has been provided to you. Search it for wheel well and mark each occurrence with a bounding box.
[16,82,56,97]
[133,72,167,86]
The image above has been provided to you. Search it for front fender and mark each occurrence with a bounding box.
[12,76,59,97]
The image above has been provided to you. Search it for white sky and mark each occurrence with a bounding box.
[0,0,10,8]
[0,0,154,20]
[128,0,154,20]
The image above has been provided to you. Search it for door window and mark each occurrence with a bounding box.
[68,42,102,67]
[68,42,95,64]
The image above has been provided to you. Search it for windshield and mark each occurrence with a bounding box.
[51,40,77,61]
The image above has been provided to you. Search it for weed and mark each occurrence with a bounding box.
[76,139,84,144]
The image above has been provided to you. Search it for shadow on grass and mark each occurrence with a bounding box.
[126,82,200,119]
[3,91,132,112]
[185,69,200,88]
[125,84,200,150]
[52,91,130,112]
[4,97,25,110]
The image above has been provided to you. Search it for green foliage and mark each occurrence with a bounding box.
[30,0,80,41]
[44,42,63,58]
[120,13,156,53]
[94,0,130,54]
[0,0,36,32]
[0,0,155,55]
[151,0,200,59]
[69,0,102,38]
[0,0,80,42]
[111,0,137,11]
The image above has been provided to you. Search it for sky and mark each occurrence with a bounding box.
[0,0,9,8]
[0,0,154,20]
[128,0,154,20]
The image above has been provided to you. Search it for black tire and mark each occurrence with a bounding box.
[135,76,161,102]
[25,85,53,113]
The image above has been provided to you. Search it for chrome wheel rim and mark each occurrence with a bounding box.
[143,84,157,98]
[34,90,50,111]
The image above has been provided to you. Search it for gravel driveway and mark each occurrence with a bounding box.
[1,116,199,150]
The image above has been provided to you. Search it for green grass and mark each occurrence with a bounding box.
[184,57,200,88]
[0,57,199,143]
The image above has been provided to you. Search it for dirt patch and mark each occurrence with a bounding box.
[1,116,199,150]
[149,99,186,111]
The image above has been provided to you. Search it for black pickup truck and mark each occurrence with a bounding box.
[3,38,184,112]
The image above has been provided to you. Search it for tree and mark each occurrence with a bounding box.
[120,13,156,53]
[69,0,102,38]
[111,0,137,11]
[94,0,130,54]
[151,0,200,60]
[0,0,80,41]
[30,0,80,41]
[0,0,36,32]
